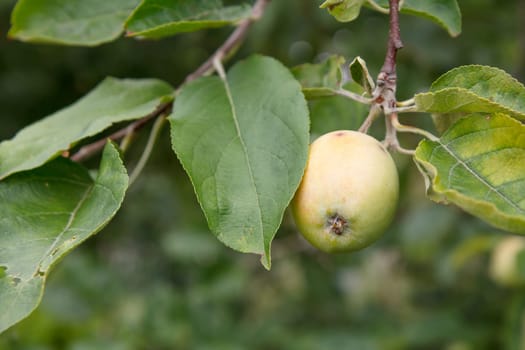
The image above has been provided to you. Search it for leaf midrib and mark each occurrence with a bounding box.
[433,140,524,214]
[219,75,264,244]
[33,182,94,276]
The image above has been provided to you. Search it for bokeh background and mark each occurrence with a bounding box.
[1,1,525,349]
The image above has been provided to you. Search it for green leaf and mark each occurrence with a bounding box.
[372,0,461,37]
[414,113,525,234]
[419,66,525,118]
[349,56,375,95]
[415,65,525,132]
[0,77,173,180]
[291,55,345,99]
[9,0,141,46]
[320,0,365,23]
[0,142,128,333]
[169,56,309,269]
[126,0,251,39]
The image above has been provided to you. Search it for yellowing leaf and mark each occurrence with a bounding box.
[415,113,525,234]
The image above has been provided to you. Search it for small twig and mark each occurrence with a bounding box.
[397,97,414,107]
[374,0,402,111]
[389,143,415,155]
[334,89,373,105]
[359,0,403,134]
[384,112,441,155]
[391,113,439,141]
[370,0,406,153]
[70,101,172,162]
[358,105,381,133]
[394,97,417,113]
[129,115,167,185]
[185,0,271,84]
[119,130,136,154]
[381,0,403,76]
[392,105,418,113]
[70,0,271,163]
[383,113,415,155]
[213,55,227,80]
[383,112,398,148]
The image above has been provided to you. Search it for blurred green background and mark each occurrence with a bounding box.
[2,1,525,349]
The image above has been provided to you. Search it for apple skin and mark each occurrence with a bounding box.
[489,236,525,287]
[291,130,399,253]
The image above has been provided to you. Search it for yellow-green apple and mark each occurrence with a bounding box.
[291,130,399,253]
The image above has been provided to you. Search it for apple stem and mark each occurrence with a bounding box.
[358,104,381,133]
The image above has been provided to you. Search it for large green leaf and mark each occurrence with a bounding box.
[9,0,141,46]
[416,65,525,118]
[169,56,309,269]
[291,55,345,99]
[415,65,525,132]
[414,113,525,234]
[0,142,128,333]
[126,0,251,39]
[0,77,173,180]
[373,0,461,37]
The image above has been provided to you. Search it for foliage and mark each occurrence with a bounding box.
[170,56,309,268]
[415,113,525,234]
[0,143,128,333]
[1,0,525,348]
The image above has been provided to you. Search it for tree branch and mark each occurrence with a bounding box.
[373,0,402,113]
[185,0,270,84]
[374,0,405,152]
[70,101,172,162]
[71,0,271,163]
[380,0,403,75]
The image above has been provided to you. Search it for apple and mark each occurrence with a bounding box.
[291,130,399,253]
[489,236,525,287]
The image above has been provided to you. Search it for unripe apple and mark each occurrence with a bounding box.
[489,236,525,287]
[291,130,399,253]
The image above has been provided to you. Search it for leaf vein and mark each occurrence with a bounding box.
[437,142,524,213]
[33,183,94,275]
[219,75,264,244]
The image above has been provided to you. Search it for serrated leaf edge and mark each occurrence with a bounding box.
[8,1,133,46]
[430,65,525,92]
[126,19,241,38]
[0,141,128,333]
[125,3,251,38]
[415,87,525,121]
